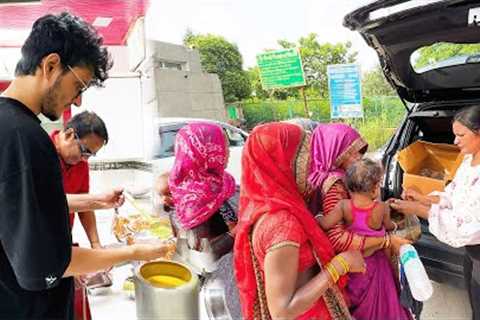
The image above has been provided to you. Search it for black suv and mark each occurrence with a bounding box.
[344,0,480,288]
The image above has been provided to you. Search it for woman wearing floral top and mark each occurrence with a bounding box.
[391,105,480,320]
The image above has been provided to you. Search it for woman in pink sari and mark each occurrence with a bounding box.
[308,123,411,319]
[168,122,238,258]
[308,123,409,254]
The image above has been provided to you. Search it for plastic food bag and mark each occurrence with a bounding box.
[393,214,422,242]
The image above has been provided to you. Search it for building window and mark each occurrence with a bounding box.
[158,61,184,71]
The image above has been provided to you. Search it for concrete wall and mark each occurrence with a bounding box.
[153,69,225,119]
[76,42,227,161]
[142,40,227,122]
[146,40,202,72]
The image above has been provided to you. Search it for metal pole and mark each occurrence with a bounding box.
[300,86,310,117]
[269,89,276,121]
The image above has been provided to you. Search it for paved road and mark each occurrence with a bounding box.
[423,281,471,320]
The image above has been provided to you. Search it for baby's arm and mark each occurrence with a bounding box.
[317,200,346,230]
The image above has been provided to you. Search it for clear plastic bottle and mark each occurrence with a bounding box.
[399,244,434,301]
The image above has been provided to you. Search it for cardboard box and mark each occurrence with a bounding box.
[397,141,464,195]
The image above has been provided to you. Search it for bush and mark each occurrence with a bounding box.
[241,96,406,150]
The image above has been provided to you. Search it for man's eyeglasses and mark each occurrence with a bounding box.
[74,132,96,158]
[67,65,89,97]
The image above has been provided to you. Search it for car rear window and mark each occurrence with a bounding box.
[411,42,480,73]
[152,129,178,159]
[151,123,246,159]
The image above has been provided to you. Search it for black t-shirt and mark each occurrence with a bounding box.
[0,97,73,319]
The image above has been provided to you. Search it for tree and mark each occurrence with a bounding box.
[362,65,395,97]
[414,43,480,69]
[277,33,357,98]
[184,31,251,102]
[247,67,268,100]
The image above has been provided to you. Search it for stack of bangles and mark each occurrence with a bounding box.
[383,233,392,249]
[359,237,366,251]
[325,255,350,283]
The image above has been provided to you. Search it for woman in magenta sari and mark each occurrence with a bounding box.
[308,123,411,320]
[168,122,238,259]
[308,123,409,252]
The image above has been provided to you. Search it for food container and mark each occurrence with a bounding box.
[122,276,135,300]
[392,212,422,242]
[397,141,463,195]
[84,271,113,296]
[111,210,173,245]
[134,260,199,320]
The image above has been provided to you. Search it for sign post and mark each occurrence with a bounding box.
[256,48,309,116]
[327,64,363,119]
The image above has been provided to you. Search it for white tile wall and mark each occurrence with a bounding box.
[75,77,145,161]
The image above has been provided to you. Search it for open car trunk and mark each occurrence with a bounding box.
[382,100,480,287]
[344,0,480,104]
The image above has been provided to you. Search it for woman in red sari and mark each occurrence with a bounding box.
[234,122,366,320]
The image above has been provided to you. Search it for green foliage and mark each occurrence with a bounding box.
[277,33,357,98]
[184,32,251,102]
[242,99,331,127]
[414,42,480,69]
[254,34,357,100]
[362,65,395,97]
[241,96,405,150]
[247,67,269,100]
[222,70,251,103]
[347,96,406,150]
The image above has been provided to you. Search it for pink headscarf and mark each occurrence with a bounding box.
[308,123,368,194]
[169,122,236,230]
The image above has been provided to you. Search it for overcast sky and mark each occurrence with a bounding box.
[0,0,380,79]
[146,0,379,71]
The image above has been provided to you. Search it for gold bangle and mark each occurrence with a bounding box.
[328,264,339,283]
[334,255,350,274]
[326,263,339,283]
[331,264,340,282]
[383,234,391,249]
[325,264,336,283]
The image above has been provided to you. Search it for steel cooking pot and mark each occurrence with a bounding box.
[134,260,199,319]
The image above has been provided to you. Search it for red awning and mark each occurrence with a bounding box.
[0,81,10,92]
[0,0,149,47]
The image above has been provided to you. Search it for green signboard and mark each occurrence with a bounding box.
[256,48,306,90]
[227,105,238,120]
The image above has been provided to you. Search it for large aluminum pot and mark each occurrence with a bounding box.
[134,260,199,319]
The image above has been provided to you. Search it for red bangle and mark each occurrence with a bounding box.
[360,237,366,251]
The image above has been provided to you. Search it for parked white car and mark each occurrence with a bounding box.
[150,117,248,183]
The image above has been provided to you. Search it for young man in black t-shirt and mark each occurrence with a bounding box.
[0,13,170,319]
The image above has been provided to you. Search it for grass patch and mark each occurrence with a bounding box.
[241,96,406,150]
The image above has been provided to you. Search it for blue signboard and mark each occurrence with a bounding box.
[327,64,363,119]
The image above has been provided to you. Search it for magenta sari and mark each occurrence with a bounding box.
[347,202,411,320]
[168,122,235,230]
